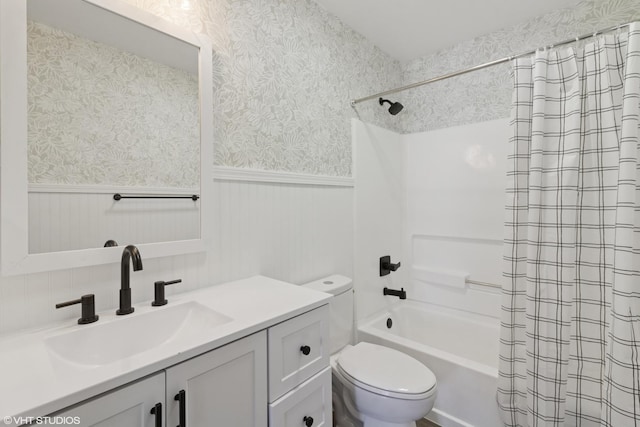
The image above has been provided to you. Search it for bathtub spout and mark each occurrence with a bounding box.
[383,287,406,299]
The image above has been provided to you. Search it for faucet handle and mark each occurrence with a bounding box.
[56,294,99,324]
[152,279,182,306]
[380,255,402,276]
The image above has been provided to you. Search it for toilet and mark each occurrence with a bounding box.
[303,275,437,427]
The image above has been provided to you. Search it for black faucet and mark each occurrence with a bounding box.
[383,287,406,300]
[152,279,182,306]
[117,245,143,315]
[56,294,99,324]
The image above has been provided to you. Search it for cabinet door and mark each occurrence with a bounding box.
[166,331,268,427]
[53,373,164,427]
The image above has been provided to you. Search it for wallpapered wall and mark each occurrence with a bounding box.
[399,0,640,134]
[121,0,640,175]
[122,0,403,177]
[28,22,200,187]
[19,0,640,179]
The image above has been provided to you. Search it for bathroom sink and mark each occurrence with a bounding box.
[45,302,232,366]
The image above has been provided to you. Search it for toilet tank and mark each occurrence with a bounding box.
[302,275,353,355]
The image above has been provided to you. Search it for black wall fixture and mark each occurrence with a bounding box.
[380,255,401,276]
[383,287,406,300]
[379,98,404,115]
[113,193,199,201]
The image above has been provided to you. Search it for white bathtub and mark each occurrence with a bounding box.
[357,301,502,427]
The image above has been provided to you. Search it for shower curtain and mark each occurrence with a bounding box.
[498,23,640,426]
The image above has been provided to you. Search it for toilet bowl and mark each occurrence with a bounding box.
[302,275,437,427]
[332,342,436,427]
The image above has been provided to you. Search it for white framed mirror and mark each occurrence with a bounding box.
[0,0,213,275]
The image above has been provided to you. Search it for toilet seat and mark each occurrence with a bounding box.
[336,342,437,400]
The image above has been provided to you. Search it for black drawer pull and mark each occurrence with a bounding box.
[303,415,314,427]
[175,389,186,427]
[150,402,162,427]
[300,345,311,355]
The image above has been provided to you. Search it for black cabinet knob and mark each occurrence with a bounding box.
[300,345,311,355]
[303,416,314,427]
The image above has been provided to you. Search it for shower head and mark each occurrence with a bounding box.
[379,98,404,115]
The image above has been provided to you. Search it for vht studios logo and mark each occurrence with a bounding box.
[3,416,81,425]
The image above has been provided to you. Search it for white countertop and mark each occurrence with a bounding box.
[0,276,330,424]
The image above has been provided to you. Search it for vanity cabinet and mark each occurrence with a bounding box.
[50,332,267,427]
[37,304,330,427]
[268,305,332,427]
[166,331,267,427]
[54,373,164,427]
[1,277,332,427]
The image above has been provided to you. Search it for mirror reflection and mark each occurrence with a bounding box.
[26,0,201,254]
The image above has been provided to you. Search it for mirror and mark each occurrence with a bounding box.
[28,0,200,254]
[0,0,213,275]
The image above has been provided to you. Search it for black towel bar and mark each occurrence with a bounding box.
[113,193,199,201]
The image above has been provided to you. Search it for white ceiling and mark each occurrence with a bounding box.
[313,0,584,62]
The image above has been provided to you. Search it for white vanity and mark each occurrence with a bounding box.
[0,276,332,427]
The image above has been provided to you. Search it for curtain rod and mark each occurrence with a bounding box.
[351,21,635,106]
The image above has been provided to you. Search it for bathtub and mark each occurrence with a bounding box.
[357,300,502,427]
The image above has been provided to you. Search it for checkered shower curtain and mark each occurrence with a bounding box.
[497,23,640,426]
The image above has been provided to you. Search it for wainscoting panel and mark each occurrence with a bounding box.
[212,178,353,285]
[0,177,354,335]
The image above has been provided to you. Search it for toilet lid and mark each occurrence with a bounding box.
[337,342,436,397]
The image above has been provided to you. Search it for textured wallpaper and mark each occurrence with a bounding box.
[27,21,200,187]
[122,0,402,177]
[21,0,639,180]
[121,0,640,176]
[399,0,640,133]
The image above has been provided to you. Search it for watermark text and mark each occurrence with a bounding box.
[3,416,80,425]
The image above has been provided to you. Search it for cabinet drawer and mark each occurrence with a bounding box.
[269,367,332,427]
[268,305,330,401]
